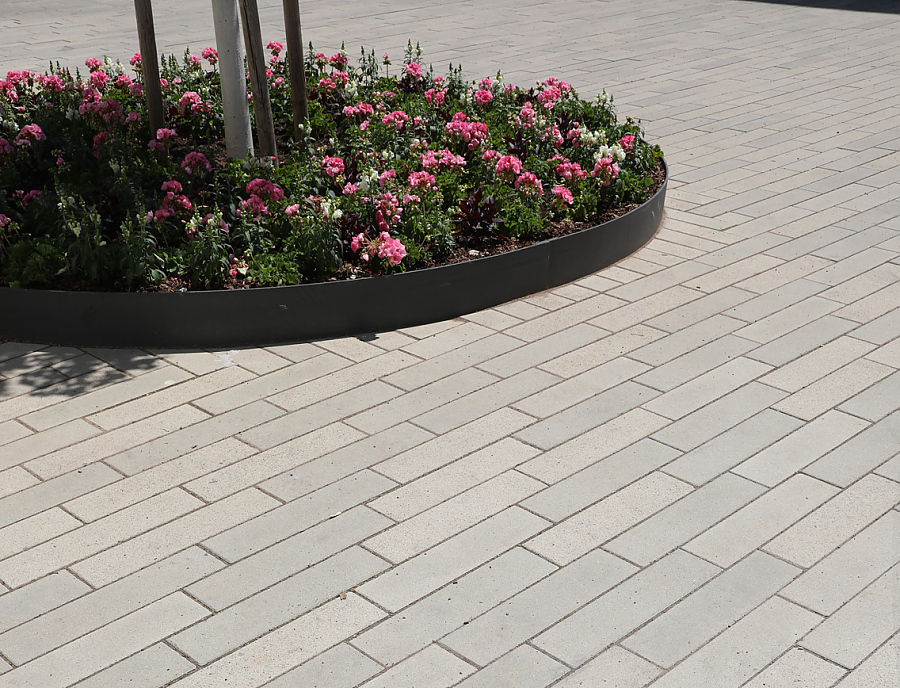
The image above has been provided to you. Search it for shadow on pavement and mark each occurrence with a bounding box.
[741,0,900,12]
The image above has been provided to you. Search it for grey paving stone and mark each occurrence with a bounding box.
[0,593,208,688]
[800,564,900,669]
[734,295,841,344]
[724,278,827,323]
[733,410,870,487]
[605,473,766,565]
[514,380,659,450]
[831,634,900,688]
[760,336,876,392]
[352,547,555,666]
[629,314,745,366]
[634,334,757,392]
[203,471,396,562]
[532,550,720,667]
[538,325,664,378]
[781,510,900,616]
[0,547,223,664]
[170,547,389,666]
[644,286,754,332]
[258,422,433,502]
[70,643,196,688]
[745,314,859,367]
[742,648,846,688]
[622,551,800,667]
[359,645,474,688]
[454,645,566,688]
[651,382,788,451]
[187,506,392,611]
[0,419,101,471]
[261,643,381,688]
[442,548,637,667]
[839,370,900,421]
[477,323,607,378]
[105,400,284,475]
[647,597,822,688]
[684,474,840,567]
[501,293,626,341]
[171,594,384,688]
[0,571,89,636]
[552,646,661,688]
[357,507,549,613]
[805,411,900,487]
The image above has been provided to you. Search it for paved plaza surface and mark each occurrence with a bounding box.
[2,0,900,686]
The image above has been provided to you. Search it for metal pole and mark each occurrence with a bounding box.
[238,0,278,162]
[282,0,309,140]
[132,0,166,136]
[211,0,253,158]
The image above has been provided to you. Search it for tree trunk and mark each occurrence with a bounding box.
[238,0,278,163]
[132,0,166,136]
[211,0,253,158]
[281,0,309,140]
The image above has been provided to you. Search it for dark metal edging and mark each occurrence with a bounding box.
[0,160,667,348]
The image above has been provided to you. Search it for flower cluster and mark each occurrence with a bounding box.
[350,231,407,266]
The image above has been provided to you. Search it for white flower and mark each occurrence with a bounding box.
[611,143,626,161]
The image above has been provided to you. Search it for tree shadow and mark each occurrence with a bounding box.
[740,0,900,13]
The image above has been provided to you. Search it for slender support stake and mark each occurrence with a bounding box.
[211,0,253,158]
[238,0,278,162]
[132,0,166,136]
[282,0,309,140]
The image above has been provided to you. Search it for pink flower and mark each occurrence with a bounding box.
[19,190,41,207]
[620,134,635,151]
[382,53,391,65]
[125,111,141,124]
[591,157,620,186]
[156,128,177,141]
[322,156,345,178]
[266,41,284,56]
[0,138,13,155]
[181,151,211,174]
[474,89,493,106]
[241,194,268,216]
[343,182,359,195]
[148,139,164,152]
[85,57,102,71]
[285,204,301,217]
[408,170,436,191]
[38,74,65,92]
[381,110,409,130]
[115,74,132,89]
[406,62,423,80]
[129,53,142,67]
[478,77,493,90]
[482,149,499,161]
[92,131,111,156]
[202,47,218,65]
[494,155,523,182]
[14,124,46,147]
[555,159,587,183]
[128,82,143,97]
[161,180,183,194]
[516,102,536,128]
[328,52,348,67]
[378,232,407,265]
[0,214,9,228]
[379,170,396,187]
[177,91,203,115]
[246,178,285,202]
[552,184,574,205]
[350,233,365,253]
[515,172,543,195]
[88,70,109,90]
[159,78,169,90]
[433,75,445,86]
[445,112,488,150]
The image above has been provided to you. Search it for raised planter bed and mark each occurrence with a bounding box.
[0,159,666,348]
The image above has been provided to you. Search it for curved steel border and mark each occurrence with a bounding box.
[0,160,667,348]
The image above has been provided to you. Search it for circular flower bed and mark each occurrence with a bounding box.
[0,42,663,293]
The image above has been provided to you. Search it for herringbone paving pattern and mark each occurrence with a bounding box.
[1,0,899,686]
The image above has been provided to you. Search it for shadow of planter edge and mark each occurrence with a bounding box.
[0,160,668,348]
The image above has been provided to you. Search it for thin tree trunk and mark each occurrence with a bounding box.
[132,0,165,136]
[238,0,278,163]
[211,0,253,158]
[282,0,309,140]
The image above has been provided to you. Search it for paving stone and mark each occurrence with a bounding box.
[831,634,899,688]
[526,472,692,566]
[0,548,222,665]
[0,571,89,636]
[203,471,396,562]
[0,488,203,589]
[644,286,754,332]
[735,254,834,294]
[71,643,196,688]
[70,488,279,588]
[839,370,900,421]
[359,645,474,688]
[760,336,876,392]
[651,382,788,451]
[607,261,714,302]
[0,468,37,500]
[622,551,800,667]
[634,334,758,392]
[734,295,841,344]
[733,410,870,487]
[357,507,549,613]
[538,325,665,378]
[462,308,522,332]
[314,336,385,362]
[866,336,900,368]
[0,420,30,448]
[0,593,208,688]
[724,279,828,323]
[262,643,380,688]
[773,358,894,421]
[553,646,661,688]
[352,547,554,666]
[683,474,839,567]
[800,564,900,668]
[852,307,900,345]
[414,368,560,433]
[374,408,532,483]
[365,470,544,563]
[532,550,720,667]
[82,348,168,377]
[606,473,765,565]
[169,594,385,688]
[0,508,81,561]
[0,420,101,471]
[454,645,566,688]
[763,474,900,569]
[477,324,608,378]
[742,648,846,688]
[645,597,822,688]
[170,547,389,666]
[514,381,659,450]
[819,262,900,305]
[589,287,703,332]
[807,247,897,287]
[745,314,858,367]
[501,293,626,341]
[106,400,284,475]
[442,548,637,667]
[781,510,900,616]
[805,411,900,487]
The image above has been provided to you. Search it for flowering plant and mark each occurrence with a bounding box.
[0,41,662,291]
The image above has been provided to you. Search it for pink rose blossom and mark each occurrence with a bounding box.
[620,134,635,151]
[474,89,493,106]
[408,170,437,191]
[406,62,423,80]
[156,128,177,141]
[181,151,211,174]
[85,57,102,71]
[494,155,523,182]
[285,204,301,217]
[381,110,410,130]
[202,47,218,65]
[322,156,345,178]
[14,124,46,147]
[552,184,574,205]
[266,41,284,56]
